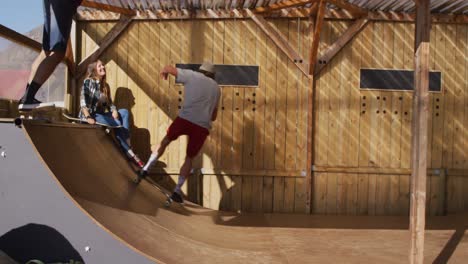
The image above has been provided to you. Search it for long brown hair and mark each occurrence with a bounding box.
[85,60,110,98]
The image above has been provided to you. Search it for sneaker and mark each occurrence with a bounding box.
[132,155,144,168]
[19,98,54,111]
[169,192,183,204]
[133,170,147,184]
[139,169,148,179]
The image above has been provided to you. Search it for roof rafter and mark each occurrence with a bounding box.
[309,0,326,75]
[254,0,318,14]
[325,0,368,16]
[81,0,137,16]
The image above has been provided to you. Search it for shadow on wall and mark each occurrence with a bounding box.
[114,87,152,161]
[0,223,84,264]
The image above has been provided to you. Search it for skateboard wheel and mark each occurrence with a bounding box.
[164,200,171,207]
[14,118,22,127]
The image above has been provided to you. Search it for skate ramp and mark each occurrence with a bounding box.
[1,120,468,264]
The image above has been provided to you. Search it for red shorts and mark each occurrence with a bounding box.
[166,117,209,158]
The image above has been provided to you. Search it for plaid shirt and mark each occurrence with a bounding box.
[79,78,116,119]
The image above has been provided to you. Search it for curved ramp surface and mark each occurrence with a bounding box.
[1,120,468,264]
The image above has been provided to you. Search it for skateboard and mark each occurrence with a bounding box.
[15,104,56,127]
[62,113,122,129]
[133,173,180,207]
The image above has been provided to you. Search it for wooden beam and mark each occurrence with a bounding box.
[0,24,41,52]
[325,0,368,16]
[254,0,317,14]
[246,9,310,77]
[309,0,326,75]
[76,16,133,78]
[305,16,315,213]
[81,0,137,16]
[314,17,369,75]
[65,39,76,75]
[149,167,306,177]
[409,0,431,264]
[77,8,468,24]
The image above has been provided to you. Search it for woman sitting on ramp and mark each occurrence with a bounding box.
[79,60,144,168]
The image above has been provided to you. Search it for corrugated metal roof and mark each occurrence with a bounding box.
[84,0,468,14]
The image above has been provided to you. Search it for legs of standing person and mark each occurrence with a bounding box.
[19,0,78,108]
[140,136,171,176]
[172,120,209,202]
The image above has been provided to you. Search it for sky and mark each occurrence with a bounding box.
[0,1,43,34]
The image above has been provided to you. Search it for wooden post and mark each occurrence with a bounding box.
[438,169,447,216]
[305,15,316,213]
[308,0,326,75]
[409,0,431,263]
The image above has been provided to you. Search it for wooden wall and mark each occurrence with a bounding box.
[77,19,468,215]
[77,19,310,214]
[315,21,468,215]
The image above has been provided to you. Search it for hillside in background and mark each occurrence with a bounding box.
[0,26,65,102]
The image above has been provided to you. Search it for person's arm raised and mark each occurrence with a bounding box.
[160,65,178,80]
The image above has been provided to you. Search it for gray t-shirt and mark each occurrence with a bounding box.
[176,68,220,129]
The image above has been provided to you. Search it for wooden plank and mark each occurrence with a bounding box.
[275,20,288,171]
[77,8,468,24]
[309,0,326,75]
[298,19,310,170]
[273,177,285,212]
[441,24,456,169]
[232,21,244,172]
[264,19,277,171]
[401,23,415,169]
[451,24,467,214]
[430,24,445,169]
[285,19,299,170]
[247,9,309,76]
[368,173,377,215]
[81,0,137,16]
[301,19,312,213]
[251,176,264,212]
[326,173,338,214]
[253,21,266,170]
[358,23,373,167]
[263,177,274,213]
[242,21,257,170]
[254,0,317,14]
[314,172,328,213]
[315,21,330,167]
[315,18,369,75]
[77,16,133,78]
[284,178,296,213]
[339,21,352,167]
[312,166,443,175]
[294,177,307,212]
[409,0,431,262]
[452,24,467,170]
[348,22,361,168]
